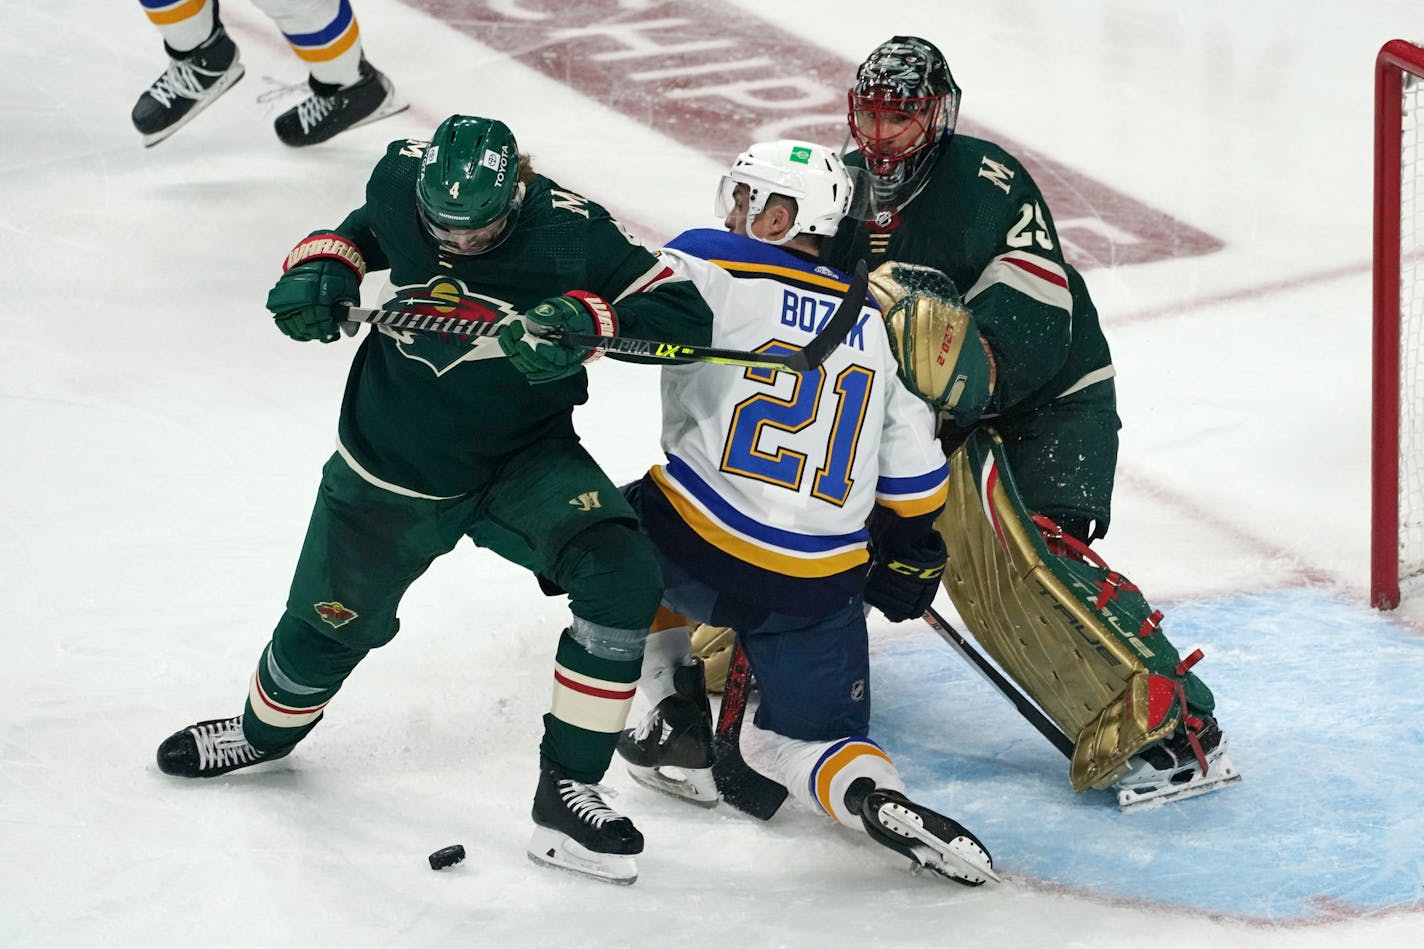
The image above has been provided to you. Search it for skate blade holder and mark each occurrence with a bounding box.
[1116,751,1243,811]
[625,762,720,808]
[878,802,1001,885]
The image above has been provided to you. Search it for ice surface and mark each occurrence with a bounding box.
[3,1,1423,946]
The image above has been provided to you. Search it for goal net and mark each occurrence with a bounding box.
[1373,40,1424,609]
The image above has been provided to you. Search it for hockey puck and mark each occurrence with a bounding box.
[428,844,466,870]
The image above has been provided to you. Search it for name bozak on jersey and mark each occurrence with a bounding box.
[649,229,948,598]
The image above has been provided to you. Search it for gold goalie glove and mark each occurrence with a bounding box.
[937,428,1219,792]
[867,261,996,425]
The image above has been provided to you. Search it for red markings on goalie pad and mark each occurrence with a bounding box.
[978,461,1011,554]
[1146,674,1178,730]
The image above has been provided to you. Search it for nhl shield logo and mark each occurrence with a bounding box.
[314,601,359,628]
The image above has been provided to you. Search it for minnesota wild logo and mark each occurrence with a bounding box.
[381,277,522,376]
[314,601,359,628]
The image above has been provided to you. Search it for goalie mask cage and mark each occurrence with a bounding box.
[1372,39,1424,609]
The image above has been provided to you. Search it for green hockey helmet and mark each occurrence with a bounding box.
[416,115,525,255]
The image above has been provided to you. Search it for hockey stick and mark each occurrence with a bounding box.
[337,258,870,373]
[711,641,789,820]
[921,606,1074,758]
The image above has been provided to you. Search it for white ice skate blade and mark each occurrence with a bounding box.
[141,61,246,147]
[876,802,1001,886]
[526,825,638,886]
[1116,751,1243,812]
[625,762,720,808]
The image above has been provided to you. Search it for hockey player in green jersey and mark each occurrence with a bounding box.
[822,36,1240,809]
[153,114,714,884]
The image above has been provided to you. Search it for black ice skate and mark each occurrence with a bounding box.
[527,762,643,885]
[1114,714,1242,811]
[131,24,245,147]
[845,778,999,886]
[617,659,718,807]
[273,59,407,147]
[155,715,295,778]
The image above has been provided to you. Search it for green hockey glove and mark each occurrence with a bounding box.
[266,232,366,343]
[497,291,617,384]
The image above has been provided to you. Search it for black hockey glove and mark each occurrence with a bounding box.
[864,532,947,623]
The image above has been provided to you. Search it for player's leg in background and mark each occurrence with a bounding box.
[249,0,406,146]
[614,607,718,805]
[131,0,245,145]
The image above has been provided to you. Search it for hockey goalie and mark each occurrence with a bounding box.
[862,259,1241,809]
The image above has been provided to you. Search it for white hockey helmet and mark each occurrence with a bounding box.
[715,140,857,244]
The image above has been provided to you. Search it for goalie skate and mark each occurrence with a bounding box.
[1115,717,1242,811]
[849,780,999,886]
[527,764,643,885]
[617,660,718,807]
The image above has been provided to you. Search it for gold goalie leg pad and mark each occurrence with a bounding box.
[936,428,1219,793]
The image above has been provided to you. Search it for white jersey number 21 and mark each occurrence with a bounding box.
[719,341,874,508]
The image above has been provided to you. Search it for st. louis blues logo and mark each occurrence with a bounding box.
[380,277,522,376]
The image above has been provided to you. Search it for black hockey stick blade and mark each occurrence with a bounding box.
[712,735,787,821]
[712,642,788,820]
[922,606,1076,759]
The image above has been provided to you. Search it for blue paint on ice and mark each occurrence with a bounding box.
[870,588,1424,920]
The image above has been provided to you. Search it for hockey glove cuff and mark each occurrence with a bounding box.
[498,291,617,384]
[864,531,947,623]
[267,232,366,343]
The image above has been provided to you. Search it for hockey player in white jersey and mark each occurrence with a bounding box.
[618,140,996,886]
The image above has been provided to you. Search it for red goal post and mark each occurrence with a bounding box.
[1372,39,1424,609]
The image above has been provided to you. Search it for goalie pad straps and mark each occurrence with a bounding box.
[282,231,367,279]
[867,260,996,424]
[935,428,1216,792]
